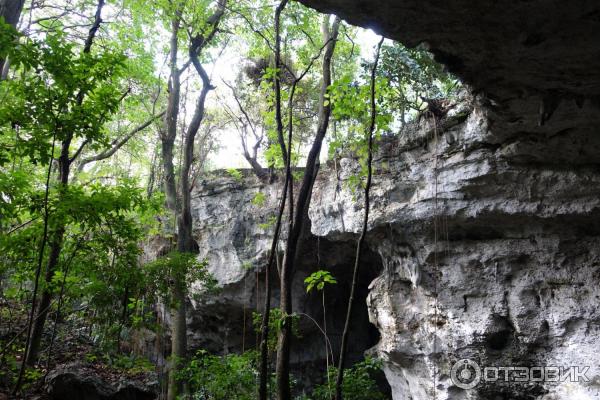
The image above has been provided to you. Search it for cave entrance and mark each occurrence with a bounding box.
[187,232,390,395]
[289,234,389,393]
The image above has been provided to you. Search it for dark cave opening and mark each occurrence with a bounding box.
[185,233,391,395]
[289,234,390,395]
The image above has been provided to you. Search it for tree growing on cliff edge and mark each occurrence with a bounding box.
[377,42,461,127]
[228,2,345,398]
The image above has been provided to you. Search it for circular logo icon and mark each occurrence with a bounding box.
[451,359,481,389]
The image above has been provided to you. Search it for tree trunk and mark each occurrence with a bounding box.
[25,129,73,367]
[161,8,181,217]
[166,278,187,400]
[0,0,25,79]
[334,37,384,400]
[161,136,178,217]
[258,3,289,398]
[20,2,106,372]
[275,16,341,400]
[273,0,289,165]
[25,229,66,367]
[243,152,269,182]
[164,3,226,398]
[162,10,182,400]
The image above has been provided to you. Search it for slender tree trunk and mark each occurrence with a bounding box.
[258,3,290,399]
[13,126,55,389]
[161,8,181,217]
[167,59,214,399]
[243,152,269,182]
[276,16,341,400]
[26,68,95,367]
[0,0,25,79]
[161,136,178,216]
[163,3,226,398]
[223,80,269,183]
[25,8,105,368]
[147,145,159,198]
[273,0,289,165]
[162,9,182,400]
[25,222,67,367]
[258,163,290,400]
[334,37,384,400]
[166,277,187,400]
[25,86,87,365]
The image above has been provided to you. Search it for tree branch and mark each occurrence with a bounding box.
[83,0,105,53]
[77,111,165,171]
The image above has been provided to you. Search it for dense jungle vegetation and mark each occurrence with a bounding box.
[0,0,459,398]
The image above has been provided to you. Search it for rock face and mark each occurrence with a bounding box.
[188,169,383,386]
[45,363,157,400]
[311,100,600,400]
[188,99,600,399]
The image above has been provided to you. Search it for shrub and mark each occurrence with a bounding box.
[309,357,387,400]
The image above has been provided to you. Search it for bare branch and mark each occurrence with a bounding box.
[83,0,104,53]
[226,4,275,53]
[77,111,165,171]
[222,79,259,139]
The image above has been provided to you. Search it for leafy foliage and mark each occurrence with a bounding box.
[308,357,387,400]
[179,350,258,400]
[378,42,461,124]
[143,251,218,308]
[0,0,458,396]
[179,349,387,400]
[253,308,301,353]
[251,191,267,206]
[0,24,126,166]
[227,168,244,181]
[304,270,337,292]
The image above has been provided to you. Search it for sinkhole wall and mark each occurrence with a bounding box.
[182,97,600,399]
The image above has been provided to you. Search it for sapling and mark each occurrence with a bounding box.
[305,269,337,399]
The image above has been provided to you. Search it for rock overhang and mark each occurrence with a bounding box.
[296,0,600,144]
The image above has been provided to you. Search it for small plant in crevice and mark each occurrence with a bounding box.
[258,214,278,230]
[252,191,267,207]
[227,168,244,182]
[242,260,254,270]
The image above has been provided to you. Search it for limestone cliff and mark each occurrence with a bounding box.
[187,98,600,399]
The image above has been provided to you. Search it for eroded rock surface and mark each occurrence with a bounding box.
[188,170,383,386]
[188,99,600,399]
[310,100,600,399]
[45,363,157,400]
